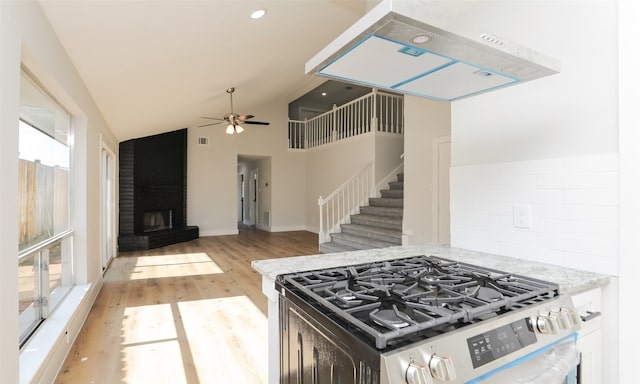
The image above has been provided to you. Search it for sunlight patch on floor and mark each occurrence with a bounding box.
[121,303,177,345]
[121,339,187,384]
[129,252,224,280]
[178,296,268,383]
[120,303,187,383]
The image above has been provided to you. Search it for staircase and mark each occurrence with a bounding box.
[320,173,404,254]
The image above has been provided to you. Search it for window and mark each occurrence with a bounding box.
[18,70,74,346]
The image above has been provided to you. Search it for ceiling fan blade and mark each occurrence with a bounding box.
[198,122,225,127]
[237,114,254,121]
[200,116,225,121]
[242,121,270,125]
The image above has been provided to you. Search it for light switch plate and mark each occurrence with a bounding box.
[513,205,532,229]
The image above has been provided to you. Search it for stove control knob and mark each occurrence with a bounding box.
[552,310,572,330]
[406,363,431,384]
[536,314,560,334]
[561,307,582,326]
[429,355,456,381]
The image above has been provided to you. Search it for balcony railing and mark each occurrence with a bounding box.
[288,89,403,149]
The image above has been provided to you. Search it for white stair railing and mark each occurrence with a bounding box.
[318,162,375,244]
[288,89,404,149]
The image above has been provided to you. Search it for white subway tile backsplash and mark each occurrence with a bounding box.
[476,202,513,216]
[450,153,619,275]
[536,171,618,189]
[496,158,564,175]
[477,188,565,204]
[564,188,619,205]
[490,173,540,189]
[537,233,617,259]
[537,219,618,241]
[562,153,618,172]
[538,204,617,222]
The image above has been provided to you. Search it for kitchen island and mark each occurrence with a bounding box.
[252,244,610,384]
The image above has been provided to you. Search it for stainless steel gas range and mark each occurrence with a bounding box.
[275,255,581,384]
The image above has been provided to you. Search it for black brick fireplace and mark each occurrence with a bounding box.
[118,128,198,251]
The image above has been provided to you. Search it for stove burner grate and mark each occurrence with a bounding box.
[280,255,559,349]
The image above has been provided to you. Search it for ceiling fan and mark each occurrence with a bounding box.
[199,87,270,134]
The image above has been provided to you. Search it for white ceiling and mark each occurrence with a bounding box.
[39,1,371,142]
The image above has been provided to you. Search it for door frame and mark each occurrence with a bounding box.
[100,136,117,273]
[431,135,451,244]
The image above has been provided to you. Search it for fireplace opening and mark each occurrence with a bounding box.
[143,210,173,232]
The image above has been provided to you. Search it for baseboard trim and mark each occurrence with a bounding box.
[269,225,309,232]
[304,225,319,234]
[199,228,239,236]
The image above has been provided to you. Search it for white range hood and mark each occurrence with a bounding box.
[306,0,560,101]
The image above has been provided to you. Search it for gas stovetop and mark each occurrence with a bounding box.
[277,255,560,349]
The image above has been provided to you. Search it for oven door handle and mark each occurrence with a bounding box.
[581,310,601,322]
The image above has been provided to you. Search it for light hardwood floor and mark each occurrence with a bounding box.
[54,226,318,384]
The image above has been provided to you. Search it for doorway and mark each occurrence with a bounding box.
[249,169,258,227]
[238,174,245,223]
[432,136,451,244]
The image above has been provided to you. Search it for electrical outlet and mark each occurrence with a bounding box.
[513,205,532,229]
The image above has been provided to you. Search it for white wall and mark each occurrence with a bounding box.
[402,96,451,244]
[617,0,639,382]
[0,2,118,383]
[0,4,21,383]
[188,97,307,235]
[450,1,617,166]
[374,132,405,183]
[446,1,618,382]
[449,0,618,270]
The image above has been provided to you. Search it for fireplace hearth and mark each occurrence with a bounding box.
[118,129,198,251]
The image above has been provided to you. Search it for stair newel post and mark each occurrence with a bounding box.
[318,195,325,244]
[371,88,379,133]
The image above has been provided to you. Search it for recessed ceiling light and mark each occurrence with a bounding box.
[411,34,433,44]
[250,9,266,19]
[321,92,327,96]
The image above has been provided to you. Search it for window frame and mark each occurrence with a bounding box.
[18,69,75,348]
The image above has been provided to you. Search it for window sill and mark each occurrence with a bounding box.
[19,282,97,384]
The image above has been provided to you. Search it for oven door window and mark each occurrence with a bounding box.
[469,334,579,384]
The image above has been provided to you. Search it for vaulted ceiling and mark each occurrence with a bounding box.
[39,1,372,141]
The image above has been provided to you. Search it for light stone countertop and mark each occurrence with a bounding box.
[251,244,610,295]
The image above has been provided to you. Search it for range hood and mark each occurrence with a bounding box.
[305,0,560,101]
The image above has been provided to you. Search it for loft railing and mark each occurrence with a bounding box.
[288,89,404,149]
[318,162,374,244]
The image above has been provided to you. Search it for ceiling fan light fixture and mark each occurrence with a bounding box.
[201,87,270,133]
[250,9,266,19]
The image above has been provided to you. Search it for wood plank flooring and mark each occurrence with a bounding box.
[54,226,318,384]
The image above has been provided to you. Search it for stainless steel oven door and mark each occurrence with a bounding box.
[279,293,382,384]
[468,333,579,384]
